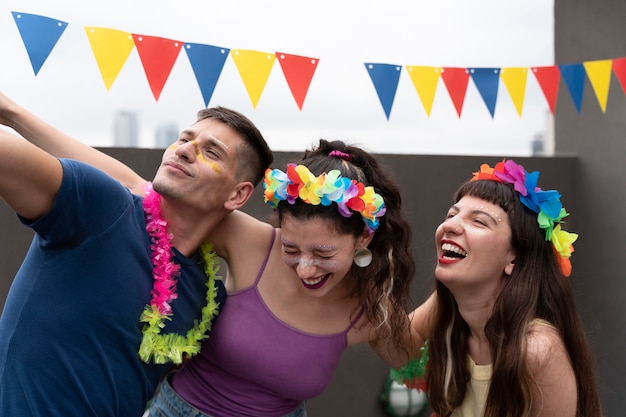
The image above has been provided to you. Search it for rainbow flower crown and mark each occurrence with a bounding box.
[263,164,386,233]
[471,159,578,277]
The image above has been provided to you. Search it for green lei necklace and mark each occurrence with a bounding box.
[138,182,220,365]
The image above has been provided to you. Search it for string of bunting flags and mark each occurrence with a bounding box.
[366,59,626,119]
[10,11,319,110]
[11,11,626,119]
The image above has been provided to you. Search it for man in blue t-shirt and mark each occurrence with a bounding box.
[0,93,273,417]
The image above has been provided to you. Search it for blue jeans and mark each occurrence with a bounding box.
[146,375,307,417]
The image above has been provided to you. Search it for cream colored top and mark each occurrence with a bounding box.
[450,319,555,417]
[451,356,492,417]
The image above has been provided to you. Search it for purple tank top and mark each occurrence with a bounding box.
[171,229,361,417]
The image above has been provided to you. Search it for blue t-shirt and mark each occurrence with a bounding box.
[0,159,225,417]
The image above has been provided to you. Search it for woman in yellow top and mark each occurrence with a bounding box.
[424,159,603,417]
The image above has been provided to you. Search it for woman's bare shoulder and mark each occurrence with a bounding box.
[526,320,569,372]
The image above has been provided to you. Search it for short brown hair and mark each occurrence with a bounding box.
[196,107,273,186]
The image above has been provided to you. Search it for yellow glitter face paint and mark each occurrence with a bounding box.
[192,141,203,161]
[192,141,221,173]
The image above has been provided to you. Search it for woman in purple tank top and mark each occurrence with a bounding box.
[141,139,432,417]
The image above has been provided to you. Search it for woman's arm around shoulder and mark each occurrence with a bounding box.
[207,210,274,259]
[526,322,577,417]
[410,291,437,344]
[367,292,436,369]
[206,209,276,290]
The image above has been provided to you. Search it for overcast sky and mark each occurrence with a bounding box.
[0,0,554,155]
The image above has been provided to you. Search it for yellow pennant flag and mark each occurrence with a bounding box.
[405,66,441,117]
[84,27,135,91]
[230,49,276,108]
[583,59,612,113]
[500,67,528,117]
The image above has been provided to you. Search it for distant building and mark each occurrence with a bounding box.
[542,111,555,156]
[113,110,138,147]
[531,111,554,156]
[531,132,545,156]
[155,122,179,149]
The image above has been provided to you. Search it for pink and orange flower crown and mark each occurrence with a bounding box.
[472,159,578,277]
[263,164,386,233]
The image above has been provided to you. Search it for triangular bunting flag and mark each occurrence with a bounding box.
[558,63,586,114]
[184,43,230,107]
[441,67,470,118]
[531,65,560,114]
[612,57,626,95]
[132,34,184,101]
[469,68,501,118]
[11,12,68,75]
[405,66,442,117]
[500,67,528,117]
[276,52,319,110]
[364,63,402,120]
[84,27,135,91]
[583,59,612,113]
[230,50,277,108]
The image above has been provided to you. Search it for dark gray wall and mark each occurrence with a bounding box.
[0,150,580,416]
[555,1,626,414]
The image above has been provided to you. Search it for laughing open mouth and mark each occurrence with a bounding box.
[302,273,330,289]
[442,243,467,259]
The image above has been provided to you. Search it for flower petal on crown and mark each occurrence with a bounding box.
[472,163,497,181]
[558,256,573,277]
[319,170,343,205]
[551,225,578,257]
[496,160,528,195]
[536,190,563,220]
[285,164,305,199]
[347,183,367,212]
[537,210,556,240]
[263,168,290,208]
[295,166,323,205]
[519,172,543,212]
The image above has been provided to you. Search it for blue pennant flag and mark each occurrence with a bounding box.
[469,67,500,118]
[184,43,231,107]
[364,63,402,120]
[559,63,586,114]
[12,12,68,75]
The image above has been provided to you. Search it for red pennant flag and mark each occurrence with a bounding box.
[531,65,560,114]
[276,52,319,110]
[132,34,183,101]
[612,57,626,95]
[441,67,470,118]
